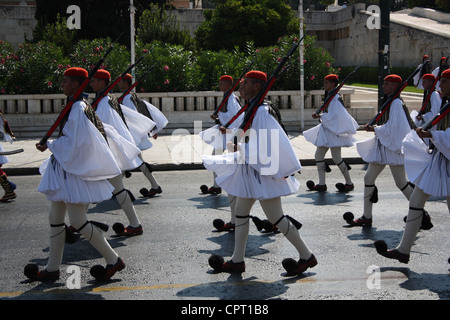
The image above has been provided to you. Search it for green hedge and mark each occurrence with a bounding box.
[0,34,338,95]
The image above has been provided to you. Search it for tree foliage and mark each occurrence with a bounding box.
[137,4,194,50]
[33,0,170,45]
[195,0,299,51]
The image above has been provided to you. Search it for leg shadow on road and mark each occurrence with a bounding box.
[187,194,230,210]
[346,227,404,246]
[87,197,150,214]
[176,274,293,300]
[14,279,115,300]
[200,232,277,260]
[297,191,353,206]
[23,235,128,276]
[379,267,450,299]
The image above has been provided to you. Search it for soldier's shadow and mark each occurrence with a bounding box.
[379,267,450,300]
[188,194,231,210]
[346,227,405,247]
[297,191,353,206]
[200,231,278,259]
[27,235,127,268]
[176,273,311,300]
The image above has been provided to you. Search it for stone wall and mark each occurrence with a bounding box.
[304,4,450,68]
[0,3,36,48]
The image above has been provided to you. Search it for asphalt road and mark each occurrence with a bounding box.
[0,166,448,306]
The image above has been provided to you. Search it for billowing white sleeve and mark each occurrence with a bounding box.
[431,127,450,160]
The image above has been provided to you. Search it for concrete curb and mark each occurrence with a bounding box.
[3,156,367,176]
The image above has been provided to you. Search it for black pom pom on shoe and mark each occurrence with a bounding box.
[200,185,208,194]
[343,211,354,223]
[213,219,225,231]
[24,264,39,279]
[282,258,298,275]
[208,255,224,271]
[90,265,107,280]
[374,240,388,254]
[112,222,125,235]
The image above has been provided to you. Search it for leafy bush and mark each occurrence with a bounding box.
[70,38,130,92]
[192,49,249,91]
[0,33,337,94]
[256,34,337,91]
[0,41,16,94]
[134,40,195,92]
[41,13,77,56]
[3,41,70,94]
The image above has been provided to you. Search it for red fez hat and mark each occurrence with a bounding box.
[123,73,133,81]
[384,74,402,83]
[246,70,267,82]
[324,74,338,81]
[64,67,88,78]
[94,69,111,80]
[441,69,450,78]
[422,73,435,81]
[220,75,233,82]
[423,55,429,59]
[441,57,447,62]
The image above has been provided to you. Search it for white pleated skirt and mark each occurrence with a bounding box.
[402,131,450,197]
[203,152,300,200]
[356,136,404,165]
[38,156,114,204]
[303,124,355,148]
[0,143,9,164]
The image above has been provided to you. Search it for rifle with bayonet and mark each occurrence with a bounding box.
[211,59,256,118]
[117,64,157,104]
[38,33,123,146]
[368,60,430,127]
[315,66,360,115]
[222,35,305,137]
[418,57,448,117]
[91,51,149,109]
[422,99,450,131]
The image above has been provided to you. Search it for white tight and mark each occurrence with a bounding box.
[363,163,413,219]
[138,154,160,189]
[315,147,352,185]
[46,201,119,272]
[231,197,312,263]
[396,187,450,254]
[228,194,237,224]
[109,174,140,227]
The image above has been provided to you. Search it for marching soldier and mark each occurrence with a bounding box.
[432,56,449,90]
[90,69,153,237]
[345,74,416,227]
[203,71,316,275]
[0,112,17,202]
[117,73,167,198]
[413,55,432,90]
[410,73,441,144]
[201,75,244,195]
[198,75,245,232]
[375,69,450,263]
[303,74,359,192]
[25,67,125,282]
